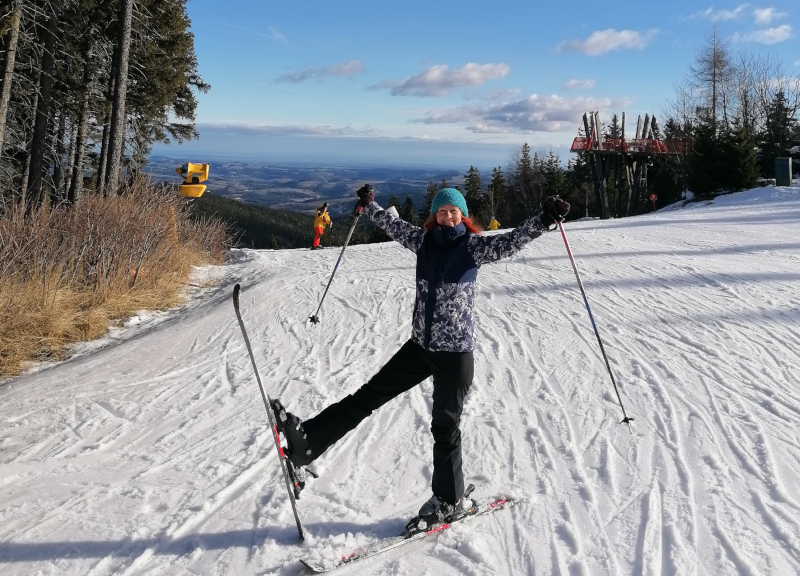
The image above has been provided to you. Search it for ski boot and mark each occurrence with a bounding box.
[270,399,318,498]
[403,484,477,536]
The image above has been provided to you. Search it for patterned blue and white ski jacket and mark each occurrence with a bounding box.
[364,202,546,353]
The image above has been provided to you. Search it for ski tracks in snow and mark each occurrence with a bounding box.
[2,195,800,575]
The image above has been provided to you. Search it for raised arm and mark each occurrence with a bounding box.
[363,202,425,252]
[468,215,545,266]
[469,195,571,266]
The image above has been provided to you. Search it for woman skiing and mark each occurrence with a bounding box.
[274,185,569,531]
[312,203,331,249]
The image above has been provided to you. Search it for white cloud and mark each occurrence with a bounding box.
[197,122,378,138]
[795,59,800,66]
[692,4,749,21]
[753,7,786,24]
[415,93,631,134]
[556,29,658,56]
[564,79,595,90]
[276,60,364,83]
[733,24,793,44]
[372,63,511,97]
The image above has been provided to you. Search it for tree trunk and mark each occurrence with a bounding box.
[96,33,119,194]
[51,109,66,195]
[50,110,67,206]
[27,8,59,209]
[69,45,94,203]
[105,0,133,191]
[96,109,110,194]
[65,116,78,199]
[0,0,22,156]
[20,55,42,206]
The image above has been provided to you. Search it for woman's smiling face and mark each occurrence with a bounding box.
[435,205,463,227]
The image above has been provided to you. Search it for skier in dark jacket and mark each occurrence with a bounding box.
[273,185,569,531]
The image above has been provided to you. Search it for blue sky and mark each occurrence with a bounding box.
[153,1,800,167]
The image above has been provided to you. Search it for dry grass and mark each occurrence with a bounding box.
[0,179,232,378]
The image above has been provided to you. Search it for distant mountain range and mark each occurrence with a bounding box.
[145,156,474,217]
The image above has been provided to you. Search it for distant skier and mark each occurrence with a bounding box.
[312,203,332,249]
[274,186,569,532]
[487,217,501,230]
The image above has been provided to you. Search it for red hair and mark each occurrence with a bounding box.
[423,215,483,234]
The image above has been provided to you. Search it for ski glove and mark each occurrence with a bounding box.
[541,195,570,229]
[356,184,374,208]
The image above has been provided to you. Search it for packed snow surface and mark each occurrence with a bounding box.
[2,185,800,575]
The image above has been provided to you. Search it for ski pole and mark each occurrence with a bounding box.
[309,200,363,324]
[557,221,634,432]
[232,284,305,539]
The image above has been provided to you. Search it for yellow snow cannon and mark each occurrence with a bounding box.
[176,162,210,197]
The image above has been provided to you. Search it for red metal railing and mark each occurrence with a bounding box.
[570,137,687,154]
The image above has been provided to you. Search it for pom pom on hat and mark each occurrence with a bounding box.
[430,188,468,217]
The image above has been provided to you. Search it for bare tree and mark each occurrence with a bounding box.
[730,53,760,137]
[753,55,800,130]
[689,25,733,126]
[0,0,23,157]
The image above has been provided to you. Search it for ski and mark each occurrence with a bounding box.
[232,283,305,540]
[299,496,516,573]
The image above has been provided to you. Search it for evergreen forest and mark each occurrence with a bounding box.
[0,0,206,207]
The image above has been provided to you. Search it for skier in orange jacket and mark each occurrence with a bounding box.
[312,203,332,249]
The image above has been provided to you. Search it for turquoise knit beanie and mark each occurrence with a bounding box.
[430,188,469,217]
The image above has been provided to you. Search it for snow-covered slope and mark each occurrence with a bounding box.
[2,185,800,575]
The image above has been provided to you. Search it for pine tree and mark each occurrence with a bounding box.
[544,149,565,198]
[463,165,482,222]
[105,0,134,190]
[25,6,60,208]
[0,0,23,158]
[757,90,800,178]
[723,118,758,191]
[69,40,95,203]
[419,180,438,222]
[401,195,417,225]
[486,166,507,223]
[565,155,593,218]
[509,142,541,224]
[124,0,209,170]
[606,114,622,139]
[688,108,724,195]
[662,116,692,198]
[0,0,207,202]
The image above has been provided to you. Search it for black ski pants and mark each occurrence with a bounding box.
[303,339,474,505]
